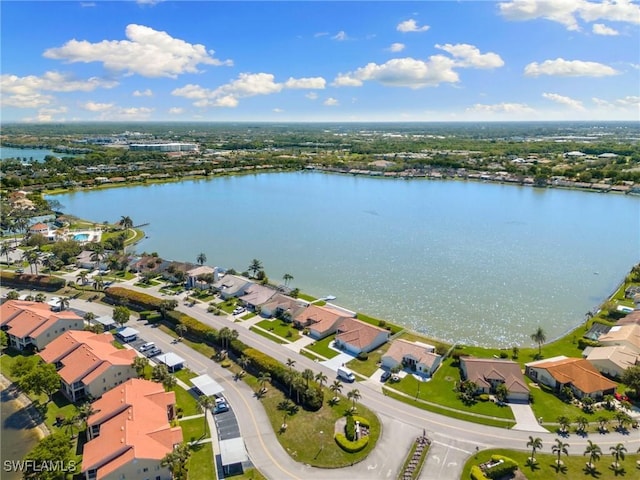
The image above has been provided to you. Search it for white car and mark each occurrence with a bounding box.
[232,306,246,315]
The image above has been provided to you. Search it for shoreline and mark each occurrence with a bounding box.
[0,372,49,441]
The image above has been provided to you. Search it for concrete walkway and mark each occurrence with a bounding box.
[509,403,549,433]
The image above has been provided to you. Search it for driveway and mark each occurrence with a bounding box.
[509,403,548,433]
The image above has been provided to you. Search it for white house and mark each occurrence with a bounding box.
[381,339,442,377]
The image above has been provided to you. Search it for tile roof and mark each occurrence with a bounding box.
[586,345,638,370]
[83,379,182,478]
[0,300,82,340]
[461,357,529,394]
[295,304,348,334]
[260,293,307,316]
[384,339,440,369]
[530,357,617,394]
[239,284,277,306]
[335,318,388,350]
[598,324,640,351]
[618,310,640,326]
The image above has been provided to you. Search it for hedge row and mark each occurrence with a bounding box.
[104,286,164,310]
[472,455,518,480]
[470,465,488,480]
[334,433,369,453]
[0,271,66,291]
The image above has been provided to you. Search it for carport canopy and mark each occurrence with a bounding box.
[116,327,139,341]
[155,352,185,371]
[219,437,248,466]
[191,374,224,397]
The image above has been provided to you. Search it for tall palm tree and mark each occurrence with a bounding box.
[530,327,546,357]
[197,395,215,435]
[552,438,569,470]
[257,371,271,393]
[292,374,306,404]
[119,215,133,232]
[196,252,207,266]
[92,275,105,291]
[347,388,361,411]
[583,440,602,471]
[315,372,328,389]
[219,327,231,350]
[22,250,39,275]
[57,297,71,312]
[329,380,343,399]
[278,399,294,427]
[248,258,263,278]
[75,402,97,432]
[286,358,296,371]
[0,243,11,264]
[556,416,570,434]
[238,355,250,373]
[76,270,90,285]
[283,273,293,287]
[89,244,105,270]
[575,416,588,434]
[61,415,79,438]
[161,442,191,480]
[132,356,149,378]
[610,443,626,469]
[302,368,314,388]
[526,436,543,464]
[175,323,187,340]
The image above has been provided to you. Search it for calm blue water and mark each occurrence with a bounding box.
[49,172,640,346]
[0,146,58,162]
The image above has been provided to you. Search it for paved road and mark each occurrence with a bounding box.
[5,283,639,480]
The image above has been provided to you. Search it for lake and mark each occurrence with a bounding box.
[50,172,640,346]
[0,146,58,162]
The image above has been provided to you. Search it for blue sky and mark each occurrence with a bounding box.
[1,0,639,122]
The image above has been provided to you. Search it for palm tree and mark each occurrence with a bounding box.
[610,442,626,469]
[219,327,231,350]
[61,415,79,439]
[283,273,293,287]
[526,436,543,464]
[132,356,149,378]
[22,249,39,275]
[315,372,328,389]
[556,416,570,435]
[329,380,343,400]
[292,374,306,404]
[175,323,187,340]
[0,243,11,264]
[257,372,271,394]
[75,402,97,432]
[575,416,588,434]
[197,396,215,436]
[614,411,631,432]
[302,368,314,388]
[76,270,90,285]
[89,244,105,270]
[238,355,250,373]
[597,416,609,433]
[35,293,46,303]
[57,297,71,312]
[84,311,97,323]
[92,275,105,291]
[196,252,207,266]
[286,358,296,371]
[161,442,191,480]
[552,438,569,470]
[229,329,239,347]
[530,326,546,357]
[583,440,602,471]
[119,215,133,232]
[278,399,294,428]
[347,388,361,412]
[248,258,263,278]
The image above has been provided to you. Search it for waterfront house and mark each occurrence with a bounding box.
[212,274,253,299]
[597,323,640,353]
[333,317,390,355]
[185,265,216,290]
[38,331,137,402]
[459,357,530,403]
[82,378,183,480]
[618,309,640,326]
[293,304,353,340]
[0,300,84,351]
[258,293,308,319]
[28,222,50,236]
[585,345,638,378]
[525,356,617,399]
[238,284,277,311]
[381,339,442,377]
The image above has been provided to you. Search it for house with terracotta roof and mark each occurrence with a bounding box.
[0,300,84,351]
[525,356,617,399]
[82,378,183,480]
[238,284,277,311]
[381,339,442,377]
[460,357,530,403]
[334,317,390,355]
[38,331,137,402]
[597,324,640,354]
[259,293,308,319]
[293,304,352,339]
[585,345,638,378]
[28,222,50,236]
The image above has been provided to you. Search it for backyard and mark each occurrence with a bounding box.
[304,334,340,359]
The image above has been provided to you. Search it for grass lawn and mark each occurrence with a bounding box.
[174,368,198,384]
[305,335,340,359]
[218,299,239,314]
[188,439,216,480]
[347,343,392,377]
[172,384,200,417]
[297,293,318,302]
[226,467,267,480]
[356,312,404,335]
[179,416,209,443]
[159,324,217,359]
[299,349,324,362]
[461,448,640,480]
[241,312,257,320]
[249,327,286,345]
[255,319,300,342]
[241,372,381,468]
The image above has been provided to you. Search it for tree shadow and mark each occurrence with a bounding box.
[525,460,540,471]
[552,463,568,474]
[609,465,626,477]
[583,465,602,478]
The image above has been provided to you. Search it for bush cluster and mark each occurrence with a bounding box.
[104,286,164,310]
[345,415,356,441]
[470,465,489,480]
[484,455,518,479]
[334,433,369,453]
[0,271,65,291]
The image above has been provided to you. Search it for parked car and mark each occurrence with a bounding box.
[145,347,162,358]
[15,268,24,274]
[214,401,230,414]
[139,342,155,352]
[380,371,391,382]
[232,306,246,315]
[215,395,226,405]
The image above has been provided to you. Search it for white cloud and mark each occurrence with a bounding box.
[466,102,535,114]
[82,101,114,112]
[542,92,585,110]
[306,92,318,100]
[133,88,153,97]
[273,108,284,113]
[324,97,339,106]
[168,107,184,114]
[22,106,69,123]
[44,24,232,78]
[397,19,430,32]
[524,58,618,76]
[498,0,640,31]
[107,106,154,120]
[332,31,348,41]
[435,43,504,69]
[0,71,117,108]
[388,43,406,52]
[616,95,640,106]
[333,56,459,89]
[592,97,613,107]
[314,32,329,38]
[284,77,326,89]
[592,23,619,35]
[172,72,325,108]
[80,2,96,7]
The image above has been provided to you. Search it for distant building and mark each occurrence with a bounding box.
[129,143,198,152]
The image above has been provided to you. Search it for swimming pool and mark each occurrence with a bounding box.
[73,233,89,241]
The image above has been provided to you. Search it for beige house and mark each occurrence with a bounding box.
[212,274,253,299]
[0,300,84,351]
[585,345,638,378]
[381,339,442,377]
[459,357,529,403]
[82,378,183,480]
[293,304,353,339]
[186,265,215,289]
[598,324,640,354]
[525,356,617,399]
[39,331,137,402]
[239,284,277,311]
[333,318,390,355]
[258,293,307,319]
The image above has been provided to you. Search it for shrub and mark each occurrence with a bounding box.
[578,338,600,350]
[334,433,369,453]
[0,271,65,291]
[484,455,518,479]
[470,466,489,480]
[478,394,490,402]
[220,360,231,368]
[104,286,164,310]
[499,351,509,359]
[345,415,356,441]
[357,352,369,361]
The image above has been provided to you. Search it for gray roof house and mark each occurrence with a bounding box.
[213,274,254,299]
[238,284,277,311]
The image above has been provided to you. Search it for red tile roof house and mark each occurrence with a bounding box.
[525,356,617,400]
[334,317,390,355]
[293,304,353,340]
[82,378,183,480]
[381,339,442,378]
[38,331,137,402]
[0,300,84,351]
[459,357,530,403]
